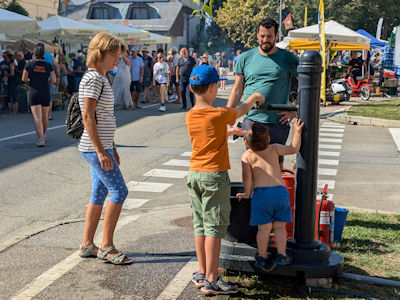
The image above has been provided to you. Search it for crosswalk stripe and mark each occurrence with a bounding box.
[389,128,400,151]
[321,123,345,128]
[123,198,150,210]
[319,128,345,133]
[156,257,198,300]
[317,179,335,189]
[318,159,339,166]
[127,181,172,193]
[319,132,344,138]
[318,168,338,176]
[319,138,343,143]
[143,169,188,179]
[319,151,340,157]
[180,151,192,157]
[163,159,190,167]
[319,144,342,150]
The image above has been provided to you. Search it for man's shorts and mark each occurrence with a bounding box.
[130,81,142,93]
[187,170,231,238]
[170,75,180,87]
[250,185,292,226]
[143,76,152,88]
[219,67,228,77]
[242,119,290,163]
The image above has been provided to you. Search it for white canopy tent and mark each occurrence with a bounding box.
[0,8,40,36]
[139,32,171,45]
[84,21,149,40]
[26,15,108,42]
[288,20,370,47]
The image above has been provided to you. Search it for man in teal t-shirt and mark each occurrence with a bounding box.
[227,17,299,167]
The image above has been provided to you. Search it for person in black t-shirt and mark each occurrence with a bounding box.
[22,46,56,147]
[347,51,366,84]
[176,47,197,110]
[4,53,18,114]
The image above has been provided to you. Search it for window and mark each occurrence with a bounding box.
[126,3,160,20]
[87,4,119,19]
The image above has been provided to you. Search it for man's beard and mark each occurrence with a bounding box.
[260,41,274,53]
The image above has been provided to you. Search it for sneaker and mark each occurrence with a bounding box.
[36,138,45,147]
[276,253,292,266]
[168,95,175,100]
[255,254,276,272]
[200,277,238,296]
[191,271,205,288]
[158,105,166,112]
[173,95,178,100]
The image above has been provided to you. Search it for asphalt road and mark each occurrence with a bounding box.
[0,77,399,299]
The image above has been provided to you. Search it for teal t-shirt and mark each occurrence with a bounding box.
[234,47,299,124]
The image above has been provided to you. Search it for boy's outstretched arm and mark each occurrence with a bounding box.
[235,92,265,118]
[275,119,304,156]
[236,152,252,201]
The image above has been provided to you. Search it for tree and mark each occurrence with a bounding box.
[2,0,29,16]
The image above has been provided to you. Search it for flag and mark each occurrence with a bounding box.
[304,6,307,27]
[318,0,326,104]
[284,13,294,30]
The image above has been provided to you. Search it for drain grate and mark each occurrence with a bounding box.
[171,216,193,228]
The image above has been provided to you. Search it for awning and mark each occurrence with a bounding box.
[0,8,40,35]
[139,32,171,44]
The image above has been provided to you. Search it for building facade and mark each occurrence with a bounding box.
[19,0,59,20]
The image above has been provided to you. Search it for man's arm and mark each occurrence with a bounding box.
[227,74,245,108]
[175,66,180,82]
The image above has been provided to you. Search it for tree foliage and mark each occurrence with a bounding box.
[1,0,29,16]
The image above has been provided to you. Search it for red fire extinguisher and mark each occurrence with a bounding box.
[315,184,335,249]
[281,169,295,239]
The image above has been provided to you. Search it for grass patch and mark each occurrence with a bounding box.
[223,212,400,299]
[347,98,400,120]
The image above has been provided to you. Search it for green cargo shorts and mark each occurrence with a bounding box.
[187,170,231,238]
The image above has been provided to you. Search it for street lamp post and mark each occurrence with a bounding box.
[279,0,282,42]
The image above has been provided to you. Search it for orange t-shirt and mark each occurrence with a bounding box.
[185,107,238,172]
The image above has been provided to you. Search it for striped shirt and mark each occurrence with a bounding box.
[78,69,116,152]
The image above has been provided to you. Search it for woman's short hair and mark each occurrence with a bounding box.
[86,32,126,68]
[34,46,45,60]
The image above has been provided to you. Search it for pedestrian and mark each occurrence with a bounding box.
[199,53,210,66]
[113,49,133,109]
[236,120,304,268]
[22,46,56,147]
[153,52,170,112]
[176,47,196,110]
[186,65,264,295]
[36,44,55,121]
[78,32,132,265]
[140,46,152,103]
[192,52,201,64]
[227,17,299,169]
[4,53,18,114]
[216,51,230,89]
[129,47,144,108]
[232,49,242,71]
[171,47,182,104]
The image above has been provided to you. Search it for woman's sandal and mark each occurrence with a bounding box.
[191,271,205,288]
[97,245,133,265]
[79,243,98,258]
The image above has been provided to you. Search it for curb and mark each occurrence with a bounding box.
[328,113,400,128]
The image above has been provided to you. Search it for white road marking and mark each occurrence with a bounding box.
[319,151,340,157]
[163,159,190,167]
[317,193,334,201]
[319,128,345,133]
[319,132,344,138]
[0,125,65,143]
[143,169,188,179]
[319,138,343,143]
[322,122,345,128]
[318,159,339,166]
[123,198,150,210]
[319,144,342,150]
[318,168,338,176]
[389,128,400,152]
[127,181,172,193]
[228,138,236,144]
[11,215,141,300]
[156,257,198,300]
[317,179,336,189]
[180,151,192,157]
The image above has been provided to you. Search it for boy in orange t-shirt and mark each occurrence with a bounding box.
[185,65,264,296]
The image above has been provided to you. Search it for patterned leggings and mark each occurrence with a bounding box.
[81,149,128,205]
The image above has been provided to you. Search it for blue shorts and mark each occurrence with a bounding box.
[250,185,292,226]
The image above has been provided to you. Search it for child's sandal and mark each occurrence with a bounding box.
[276,253,292,266]
[191,271,205,288]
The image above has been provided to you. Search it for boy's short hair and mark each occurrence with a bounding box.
[245,122,270,151]
[86,32,125,68]
[191,82,214,95]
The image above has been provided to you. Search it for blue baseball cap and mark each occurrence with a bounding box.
[189,65,227,85]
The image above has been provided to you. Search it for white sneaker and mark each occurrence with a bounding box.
[159,105,166,112]
[173,95,178,100]
[168,95,174,100]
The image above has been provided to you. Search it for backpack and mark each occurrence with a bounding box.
[65,70,103,139]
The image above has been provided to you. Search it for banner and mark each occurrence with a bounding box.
[318,0,326,104]
[284,12,294,30]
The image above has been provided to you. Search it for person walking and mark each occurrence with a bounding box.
[176,47,196,110]
[140,47,152,103]
[4,53,18,114]
[153,52,170,112]
[227,18,299,169]
[78,32,132,265]
[171,47,182,104]
[129,47,144,108]
[216,51,230,89]
[22,46,56,147]
[113,49,133,110]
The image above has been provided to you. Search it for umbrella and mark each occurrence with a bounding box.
[139,32,171,45]
[85,21,149,40]
[0,8,40,35]
[26,15,108,42]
